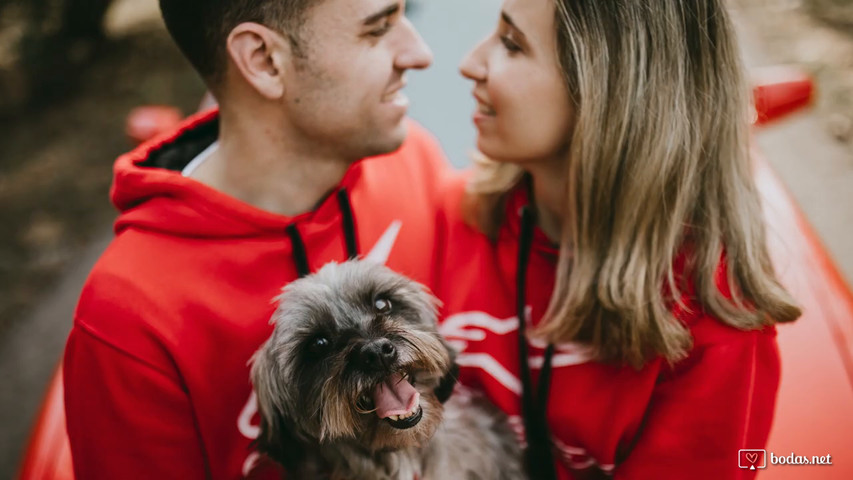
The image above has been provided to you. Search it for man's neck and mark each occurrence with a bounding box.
[189,109,352,217]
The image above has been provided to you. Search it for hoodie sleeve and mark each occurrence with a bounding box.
[613,326,781,480]
[64,291,208,478]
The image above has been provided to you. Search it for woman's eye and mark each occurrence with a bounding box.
[309,336,331,355]
[500,35,522,53]
[374,297,392,314]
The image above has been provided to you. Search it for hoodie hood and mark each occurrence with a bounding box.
[111,109,364,239]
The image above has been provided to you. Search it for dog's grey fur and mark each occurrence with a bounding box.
[251,260,525,480]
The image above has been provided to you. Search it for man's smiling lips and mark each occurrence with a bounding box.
[382,81,409,106]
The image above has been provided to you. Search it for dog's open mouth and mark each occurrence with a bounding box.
[360,372,423,429]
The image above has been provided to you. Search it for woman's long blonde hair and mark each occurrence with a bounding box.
[465,0,801,368]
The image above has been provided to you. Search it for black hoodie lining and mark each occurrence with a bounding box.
[141,116,220,172]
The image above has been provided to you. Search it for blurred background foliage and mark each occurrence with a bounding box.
[0,0,849,119]
[807,0,853,27]
[0,0,113,116]
[0,0,204,336]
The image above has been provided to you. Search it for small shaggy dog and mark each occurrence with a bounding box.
[251,260,524,479]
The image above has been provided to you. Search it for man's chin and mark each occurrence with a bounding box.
[387,119,409,148]
[364,121,409,158]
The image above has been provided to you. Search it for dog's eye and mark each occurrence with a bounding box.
[374,297,392,314]
[308,336,331,355]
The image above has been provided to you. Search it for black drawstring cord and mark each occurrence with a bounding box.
[517,206,536,442]
[286,188,360,278]
[337,188,359,260]
[517,205,557,480]
[286,224,310,278]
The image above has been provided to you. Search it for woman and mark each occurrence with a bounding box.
[435,0,801,478]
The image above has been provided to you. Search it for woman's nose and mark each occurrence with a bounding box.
[459,38,488,81]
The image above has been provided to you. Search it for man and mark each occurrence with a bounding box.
[63,0,449,478]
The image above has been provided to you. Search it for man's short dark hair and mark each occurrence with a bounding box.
[159,0,315,86]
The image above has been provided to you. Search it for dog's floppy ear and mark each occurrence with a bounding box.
[433,339,459,404]
[254,406,305,472]
[434,362,459,404]
[250,347,305,472]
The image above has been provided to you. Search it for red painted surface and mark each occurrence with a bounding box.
[16,367,72,480]
[755,152,853,479]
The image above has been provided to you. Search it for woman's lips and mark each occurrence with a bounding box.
[477,103,496,115]
[473,93,496,116]
[472,95,495,125]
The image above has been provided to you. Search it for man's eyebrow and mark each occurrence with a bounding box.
[501,11,528,39]
[363,3,400,25]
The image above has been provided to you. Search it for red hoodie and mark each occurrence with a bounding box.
[63,109,451,479]
[434,177,781,480]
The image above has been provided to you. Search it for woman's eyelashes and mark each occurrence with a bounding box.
[500,35,521,53]
[497,23,523,54]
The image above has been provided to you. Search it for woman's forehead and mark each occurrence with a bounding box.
[501,0,560,59]
[501,0,556,42]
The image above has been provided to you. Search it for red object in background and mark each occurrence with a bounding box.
[16,367,72,480]
[17,69,851,480]
[124,105,183,145]
[752,66,815,126]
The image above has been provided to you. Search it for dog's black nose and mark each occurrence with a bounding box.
[358,339,398,372]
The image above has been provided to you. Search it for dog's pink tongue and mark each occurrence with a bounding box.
[373,373,419,419]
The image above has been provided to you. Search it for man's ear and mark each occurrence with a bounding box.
[226,22,290,100]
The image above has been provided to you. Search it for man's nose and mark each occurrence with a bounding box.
[357,338,398,373]
[394,17,433,70]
